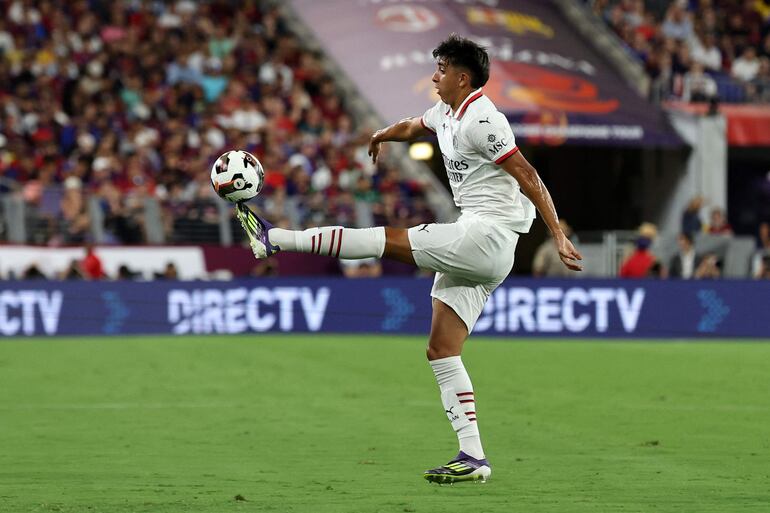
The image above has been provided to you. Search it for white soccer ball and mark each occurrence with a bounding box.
[210,150,264,203]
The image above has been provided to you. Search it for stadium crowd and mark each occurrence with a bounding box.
[1,0,767,281]
[0,0,434,249]
[587,0,770,102]
[610,200,770,280]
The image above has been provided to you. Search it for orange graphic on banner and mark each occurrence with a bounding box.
[486,62,619,114]
[414,63,618,115]
[467,6,553,38]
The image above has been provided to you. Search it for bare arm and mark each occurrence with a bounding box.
[499,151,583,271]
[368,117,432,164]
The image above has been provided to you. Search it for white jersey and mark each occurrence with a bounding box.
[421,88,536,233]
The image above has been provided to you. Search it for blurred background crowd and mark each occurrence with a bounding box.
[0,0,768,281]
[586,0,770,102]
[0,0,433,251]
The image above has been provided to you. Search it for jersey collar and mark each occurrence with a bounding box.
[446,88,483,120]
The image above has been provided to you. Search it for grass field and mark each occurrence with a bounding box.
[1,335,769,513]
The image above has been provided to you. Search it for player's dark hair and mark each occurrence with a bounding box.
[432,34,490,88]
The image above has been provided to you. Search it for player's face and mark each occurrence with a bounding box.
[432,59,467,106]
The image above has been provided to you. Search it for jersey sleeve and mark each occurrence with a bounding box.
[420,100,443,134]
[469,112,518,164]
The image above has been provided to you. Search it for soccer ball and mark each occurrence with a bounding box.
[210,150,264,203]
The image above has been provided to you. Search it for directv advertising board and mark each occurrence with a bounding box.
[0,279,767,338]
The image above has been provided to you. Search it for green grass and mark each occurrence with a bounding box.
[1,335,769,513]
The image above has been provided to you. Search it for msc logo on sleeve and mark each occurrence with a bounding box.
[487,138,508,156]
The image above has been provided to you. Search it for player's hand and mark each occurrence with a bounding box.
[368,132,383,164]
[555,235,583,272]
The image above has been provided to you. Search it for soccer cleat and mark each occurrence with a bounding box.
[423,451,492,484]
[235,202,280,259]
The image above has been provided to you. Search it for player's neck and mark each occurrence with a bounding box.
[449,87,476,113]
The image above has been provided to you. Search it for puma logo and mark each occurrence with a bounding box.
[418,224,430,233]
[478,117,490,124]
[445,406,455,415]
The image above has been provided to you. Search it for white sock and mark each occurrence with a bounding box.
[429,356,485,460]
[268,226,385,259]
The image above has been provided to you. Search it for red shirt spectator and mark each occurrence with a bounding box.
[619,249,656,278]
[82,246,105,280]
[619,235,657,278]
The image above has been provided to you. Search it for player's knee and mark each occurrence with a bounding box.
[426,343,460,361]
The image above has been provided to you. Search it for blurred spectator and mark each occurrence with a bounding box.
[59,260,84,280]
[732,46,761,82]
[682,62,718,102]
[757,255,770,279]
[707,207,733,235]
[694,252,722,279]
[648,260,667,279]
[619,222,658,278]
[60,176,90,244]
[251,259,279,277]
[751,221,770,278]
[748,57,770,101]
[81,244,105,280]
[669,232,701,279]
[682,196,704,238]
[22,264,46,280]
[340,258,383,278]
[116,264,140,281]
[532,219,578,278]
[661,5,694,41]
[690,32,722,72]
[155,262,179,280]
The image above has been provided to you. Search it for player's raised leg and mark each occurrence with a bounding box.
[423,299,491,484]
[236,202,416,264]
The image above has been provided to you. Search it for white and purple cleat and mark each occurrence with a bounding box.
[236,202,281,259]
[423,451,491,484]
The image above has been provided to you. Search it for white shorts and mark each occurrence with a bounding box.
[408,213,519,332]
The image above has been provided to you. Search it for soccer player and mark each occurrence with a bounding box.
[237,34,582,484]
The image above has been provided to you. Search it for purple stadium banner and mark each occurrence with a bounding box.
[289,0,682,147]
[0,278,768,338]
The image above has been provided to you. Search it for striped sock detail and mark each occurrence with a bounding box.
[327,228,343,257]
[335,228,343,258]
[328,229,336,256]
[457,392,476,421]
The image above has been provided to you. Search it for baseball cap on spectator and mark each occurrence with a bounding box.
[288,153,311,173]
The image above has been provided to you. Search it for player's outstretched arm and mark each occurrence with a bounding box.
[500,151,583,272]
[368,117,431,164]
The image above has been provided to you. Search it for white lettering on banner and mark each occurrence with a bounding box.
[0,290,63,336]
[225,288,248,333]
[380,44,595,76]
[247,288,276,332]
[299,287,330,331]
[168,287,330,334]
[475,287,646,334]
[562,288,590,332]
